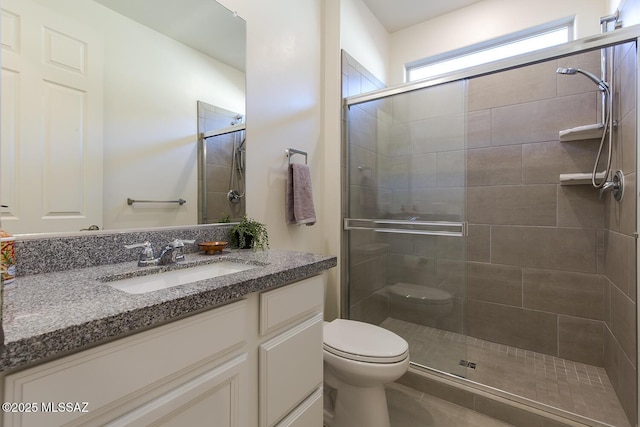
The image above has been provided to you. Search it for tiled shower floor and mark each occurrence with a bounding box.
[381,318,631,427]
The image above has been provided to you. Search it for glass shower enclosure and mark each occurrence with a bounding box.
[343,27,639,427]
[344,78,469,378]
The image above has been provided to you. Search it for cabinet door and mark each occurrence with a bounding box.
[4,301,246,427]
[275,387,323,427]
[106,353,248,427]
[259,274,324,335]
[259,314,323,427]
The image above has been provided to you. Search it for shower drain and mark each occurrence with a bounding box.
[459,359,477,369]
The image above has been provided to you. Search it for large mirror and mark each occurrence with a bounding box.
[0,0,246,235]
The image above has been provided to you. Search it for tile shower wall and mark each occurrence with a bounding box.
[602,41,637,423]
[197,101,245,223]
[465,44,637,424]
[464,51,606,363]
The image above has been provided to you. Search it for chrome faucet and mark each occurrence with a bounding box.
[156,239,195,265]
[125,241,156,267]
[599,170,624,202]
[125,239,195,267]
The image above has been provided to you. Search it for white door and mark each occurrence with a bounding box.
[1,0,103,234]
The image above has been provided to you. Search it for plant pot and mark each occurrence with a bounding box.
[234,231,253,249]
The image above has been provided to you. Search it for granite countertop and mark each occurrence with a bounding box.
[0,249,337,373]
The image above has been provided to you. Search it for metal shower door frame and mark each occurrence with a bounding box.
[341,24,640,320]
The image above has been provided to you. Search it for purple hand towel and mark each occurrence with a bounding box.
[285,163,316,226]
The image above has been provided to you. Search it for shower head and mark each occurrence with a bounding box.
[230,115,244,126]
[556,67,577,75]
[556,67,609,92]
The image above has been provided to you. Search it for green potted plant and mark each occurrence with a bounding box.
[229,215,269,250]
[217,213,231,223]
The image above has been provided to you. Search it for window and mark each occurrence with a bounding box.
[406,18,574,82]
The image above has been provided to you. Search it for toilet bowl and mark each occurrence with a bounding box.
[323,319,409,427]
[388,282,454,319]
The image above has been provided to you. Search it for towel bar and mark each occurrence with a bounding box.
[127,198,186,206]
[285,148,308,165]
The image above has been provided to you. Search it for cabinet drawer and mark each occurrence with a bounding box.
[4,300,247,427]
[275,387,323,427]
[106,353,249,427]
[260,274,324,335]
[259,313,323,427]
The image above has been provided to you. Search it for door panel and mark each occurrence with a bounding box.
[1,0,103,233]
[345,80,468,377]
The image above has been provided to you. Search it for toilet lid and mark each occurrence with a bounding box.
[389,282,452,304]
[323,319,409,363]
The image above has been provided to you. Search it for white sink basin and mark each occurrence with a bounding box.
[106,262,257,294]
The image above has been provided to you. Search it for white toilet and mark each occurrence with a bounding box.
[323,319,409,427]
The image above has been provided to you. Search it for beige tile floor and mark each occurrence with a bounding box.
[387,382,516,427]
[382,318,631,427]
[324,382,515,427]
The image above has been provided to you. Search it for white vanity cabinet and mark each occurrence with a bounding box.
[258,275,325,427]
[3,300,249,427]
[3,273,326,427]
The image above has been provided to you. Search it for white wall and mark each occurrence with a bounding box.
[216,0,325,251]
[215,0,341,317]
[323,0,344,320]
[340,0,390,84]
[389,0,608,85]
[618,0,640,26]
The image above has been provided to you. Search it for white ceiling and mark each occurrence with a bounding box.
[361,0,483,32]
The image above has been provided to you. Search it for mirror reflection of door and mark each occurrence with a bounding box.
[1,0,246,236]
[2,0,104,234]
[197,101,246,224]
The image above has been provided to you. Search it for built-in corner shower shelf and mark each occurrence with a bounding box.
[559,172,606,185]
[559,123,604,142]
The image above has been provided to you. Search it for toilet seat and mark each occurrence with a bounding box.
[389,282,452,305]
[323,319,409,364]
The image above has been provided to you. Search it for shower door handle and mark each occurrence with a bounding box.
[343,218,467,237]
